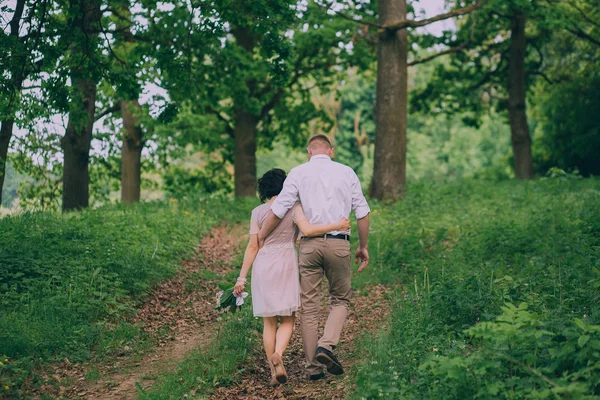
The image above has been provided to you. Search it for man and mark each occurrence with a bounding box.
[258,134,370,381]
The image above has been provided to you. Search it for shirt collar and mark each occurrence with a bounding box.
[310,154,331,162]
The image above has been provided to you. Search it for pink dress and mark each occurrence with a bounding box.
[249,203,304,317]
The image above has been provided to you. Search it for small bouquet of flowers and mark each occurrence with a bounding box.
[216,287,248,313]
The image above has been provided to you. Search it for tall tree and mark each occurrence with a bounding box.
[411,2,538,180]
[0,0,26,208]
[507,12,533,179]
[410,0,598,179]
[0,0,51,206]
[114,4,145,204]
[150,0,360,197]
[371,0,409,200]
[61,0,102,211]
[333,1,486,200]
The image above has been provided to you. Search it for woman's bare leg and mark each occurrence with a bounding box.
[263,316,277,360]
[274,315,295,356]
[264,316,281,385]
[271,315,293,384]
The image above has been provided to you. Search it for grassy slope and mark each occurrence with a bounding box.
[0,197,256,396]
[146,179,600,399]
[352,178,600,398]
[3,178,598,399]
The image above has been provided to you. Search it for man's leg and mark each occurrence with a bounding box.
[299,239,325,376]
[319,239,352,352]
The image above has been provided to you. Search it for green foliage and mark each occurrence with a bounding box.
[531,25,600,176]
[352,179,600,398]
[256,141,308,178]
[0,197,255,394]
[412,0,600,177]
[411,0,550,120]
[162,161,234,198]
[415,304,600,398]
[406,111,512,181]
[145,0,366,179]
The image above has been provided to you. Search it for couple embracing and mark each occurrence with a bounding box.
[233,134,370,386]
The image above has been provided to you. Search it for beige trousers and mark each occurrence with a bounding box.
[298,237,352,375]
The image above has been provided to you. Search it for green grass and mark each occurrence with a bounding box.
[0,196,255,397]
[351,177,600,398]
[139,307,262,399]
[3,178,598,399]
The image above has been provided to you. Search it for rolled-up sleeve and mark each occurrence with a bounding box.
[271,169,300,218]
[350,170,370,219]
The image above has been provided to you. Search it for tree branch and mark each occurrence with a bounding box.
[330,9,380,29]
[566,27,600,47]
[95,104,120,121]
[408,16,478,66]
[103,6,132,23]
[408,43,466,66]
[566,0,600,29]
[206,106,234,137]
[259,91,284,121]
[258,54,334,121]
[9,0,26,34]
[383,0,489,32]
[530,39,546,74]
[531,71,554,84]
[468,53,507,91]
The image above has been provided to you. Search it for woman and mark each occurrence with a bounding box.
[233,168,350,386]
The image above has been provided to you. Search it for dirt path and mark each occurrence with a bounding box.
[38,225,245,400]
[211,284,392,400]
[37,225,393,400]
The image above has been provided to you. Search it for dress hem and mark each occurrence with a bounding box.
[254,306,299,318]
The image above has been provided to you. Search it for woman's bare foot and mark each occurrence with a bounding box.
[271,352,288,384]
[268,362,280,387]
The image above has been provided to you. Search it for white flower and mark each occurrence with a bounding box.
[235,292,249,306]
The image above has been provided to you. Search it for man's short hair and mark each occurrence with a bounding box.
[307,134,333,148]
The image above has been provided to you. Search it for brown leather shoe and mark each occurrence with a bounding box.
[271,352,288,384]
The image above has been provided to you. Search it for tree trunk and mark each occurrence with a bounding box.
[121,100,143,203]
[234,108,258,197]
[0,121,14,207]
[115,5,144,204]
[62,77,96,211]
[232,26,259,197]
[508,13,534,179]
[370,0,408,201]
[61,0,100,212]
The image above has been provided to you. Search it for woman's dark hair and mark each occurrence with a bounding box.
[257,168,287,203]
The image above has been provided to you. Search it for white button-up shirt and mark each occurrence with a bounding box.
[271,155,370,235]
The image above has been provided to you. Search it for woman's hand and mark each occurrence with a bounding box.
[337,217,351,231]
[234,280,246,297]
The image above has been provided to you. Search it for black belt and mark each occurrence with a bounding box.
[303,234,350,241]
